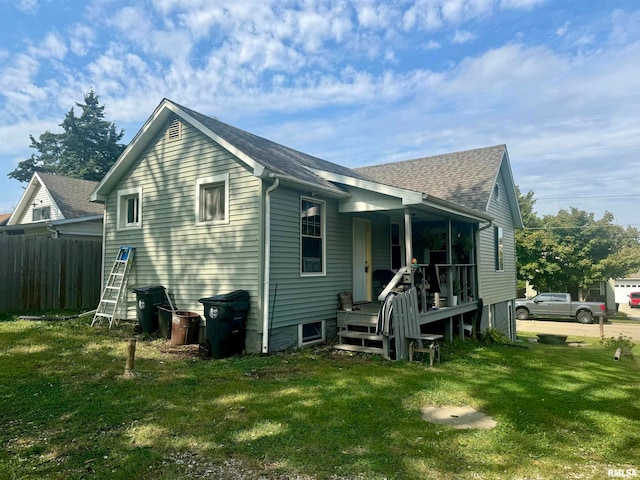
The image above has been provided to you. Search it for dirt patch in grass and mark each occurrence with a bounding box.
[157,343,202,360]
[421,406,497,430]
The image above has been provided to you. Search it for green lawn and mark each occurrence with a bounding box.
[0,315,638,480]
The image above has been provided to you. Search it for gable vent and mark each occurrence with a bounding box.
[166,117,182,141]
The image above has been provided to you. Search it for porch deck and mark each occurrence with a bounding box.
[334,300,479,359]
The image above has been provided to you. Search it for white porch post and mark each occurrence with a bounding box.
[404,208,412,267]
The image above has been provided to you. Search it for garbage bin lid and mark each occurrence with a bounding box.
[198,290,249,304]
[133,285,166,293]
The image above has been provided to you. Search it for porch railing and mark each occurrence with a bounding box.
[376,263,477,314]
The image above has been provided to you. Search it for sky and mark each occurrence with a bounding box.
[1,0,639,226]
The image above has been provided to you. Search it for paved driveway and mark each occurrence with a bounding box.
[516,309,640,341]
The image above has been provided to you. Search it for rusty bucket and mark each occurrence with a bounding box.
[171,311,201,345]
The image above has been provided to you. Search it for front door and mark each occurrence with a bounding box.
[353,218,372,303]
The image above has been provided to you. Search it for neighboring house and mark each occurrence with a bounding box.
[613,271,640,307]
[0,173,103,239]
[90,99,523,355]
[0,214,10,226]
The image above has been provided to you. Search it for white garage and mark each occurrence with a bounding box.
[614,271,640,305]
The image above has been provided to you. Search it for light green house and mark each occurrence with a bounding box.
[90,99,523,356]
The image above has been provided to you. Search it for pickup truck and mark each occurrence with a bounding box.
[515,293,606,324]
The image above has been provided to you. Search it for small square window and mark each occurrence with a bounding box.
[298,320,325,346]
[196,174,229,224]
[117,187,142,230]
[32,206,51,222]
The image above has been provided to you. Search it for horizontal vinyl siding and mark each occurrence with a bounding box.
[477,166,517,305]
[269,186,351,330]
[17,186,62,224]
[103,119,262,328]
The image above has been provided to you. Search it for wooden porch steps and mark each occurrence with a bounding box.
[334,305,393,358]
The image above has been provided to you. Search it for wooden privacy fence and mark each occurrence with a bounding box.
[0,236,102,313]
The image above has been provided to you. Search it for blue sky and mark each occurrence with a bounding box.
[1,0,639,226]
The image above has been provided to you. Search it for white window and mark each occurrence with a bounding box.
[298,320,325,346]
[196,174,229,224]
[117,187,142,230]
[300,197,325,275]
[32,206,51,222]
[494,226,504,271]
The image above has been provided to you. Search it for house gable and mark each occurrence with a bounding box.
[100,112,264,333]
[8,173,101,227]
[8,173,61,225]
[92,99,357,204]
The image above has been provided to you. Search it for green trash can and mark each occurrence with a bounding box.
[198,290,249,358]
[133,286,167,334]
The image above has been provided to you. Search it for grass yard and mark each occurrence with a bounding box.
[0,314,638,480]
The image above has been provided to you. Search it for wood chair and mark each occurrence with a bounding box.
[393,287,443,366]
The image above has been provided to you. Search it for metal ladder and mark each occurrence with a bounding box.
[92,247,135,328]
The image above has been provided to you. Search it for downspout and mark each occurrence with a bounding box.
[262,177,279,354]
[46,224,59,238]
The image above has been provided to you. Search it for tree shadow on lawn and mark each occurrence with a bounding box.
[2,322,640,480]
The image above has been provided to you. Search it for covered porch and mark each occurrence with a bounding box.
[334,204,489,359]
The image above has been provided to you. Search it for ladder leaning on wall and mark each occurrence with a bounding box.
[92,247,136,328]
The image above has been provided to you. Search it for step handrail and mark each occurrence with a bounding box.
[377,266,410,302]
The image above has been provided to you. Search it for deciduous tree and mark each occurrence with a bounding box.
[516,188,640,294]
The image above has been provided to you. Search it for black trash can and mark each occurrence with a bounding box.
[157,305,173,339]
[198,290,249,358]
[133,286,167,334]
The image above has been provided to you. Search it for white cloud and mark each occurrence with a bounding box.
[13,0,38,14]
[556,21,569,37]
[500,0,547,9]
[67,24,96,56]
[423,40,442,49]
[28,32,68,60]
[452,30,476,44]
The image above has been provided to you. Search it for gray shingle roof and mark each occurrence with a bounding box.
[175,102,369,194]
[38,173,103,218]
[355,145,506,212]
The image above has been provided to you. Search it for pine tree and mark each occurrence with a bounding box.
[8,90,125,182]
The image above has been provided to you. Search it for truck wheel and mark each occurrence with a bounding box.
[576,310,593,324]
[516,308,529,320]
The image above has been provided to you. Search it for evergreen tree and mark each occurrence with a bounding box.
[8,90,125,182]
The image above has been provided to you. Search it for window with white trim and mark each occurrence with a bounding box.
[117,187,142,230]
[300,197,325,275]
[494,226,504,271]
[32,206,51,222]
[298,320,325,346]
[196,174,229,224]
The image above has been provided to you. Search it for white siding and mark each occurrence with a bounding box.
[103,119,262,329]
[16,184,63,224]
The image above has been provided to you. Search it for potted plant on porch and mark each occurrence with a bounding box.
[451,278,462,306]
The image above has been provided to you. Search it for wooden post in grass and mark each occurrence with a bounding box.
[124,338,137,378]
[599,316,604,337]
